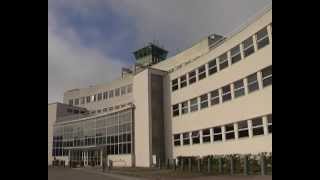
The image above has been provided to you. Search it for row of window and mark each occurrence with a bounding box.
[171,24,272,92]
[173,114,272,147]
[172,65,272,117]
[68,84,133,106]
[89,102,133,115]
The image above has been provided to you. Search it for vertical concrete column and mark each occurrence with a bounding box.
[186,72,189,86]
[199,130,203,144]
[248,120,253,138]
[252,35,258,52]
[239,43,245,60]
[234,123,239,140]
[267,24,272,44]
[180,134,183,146]
[216,57,220,71]
[257,71,263,90]
[190,132,193,145]
[243,155,249,176]
[221,126,226,142]
[178,76,181,89]
[205,63,209,78]
[207,157,211,173]
[100,149,103,166]
[218,88,223,105]
[195,68,199,82]
[210,128,214,144]
[262,116,268,136]
[243,78,249,95]
[227,51,231,68]
[230,83,235,99]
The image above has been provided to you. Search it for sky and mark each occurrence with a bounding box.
[48,0,272,103]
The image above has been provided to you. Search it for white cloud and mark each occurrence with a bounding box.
[48,9,126,103]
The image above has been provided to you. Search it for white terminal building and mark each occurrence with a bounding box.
[48,7,272,167]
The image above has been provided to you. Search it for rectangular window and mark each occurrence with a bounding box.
[238,120,249,138]
[190,97,198,112]
[218,53,228,70]
[172,104,180,117]
[252,117,264,136]
[97,109,101,113]
[233,79,245,98]
[225,124,235,140]
[91,95,97,102]
[198,65,206,80]
[188,70,196,85]
[103,91,108,100]
[267,114,272,133]
[109,107,113,111]
[86,96,91,103]
[213,127,222,141]
[80,97,85,104]
[109,90,114,98]
[183,133,190,145]
[243,36,255,57]
[256,27,269,49]
[121,86,126,96]
[180,75,187,88]
[172,78,178,91]
[69,99,73,105]
[222,85,232,102]
[127,84,133,93]
[191,131,200,144]
[247,73,259,93]
[208,59,217,75]
[231,45,241,64]
[103,108,108,112]
[210,89,220,105]
[261,65,272,87]
[200,94,208,109]
[115,88,120,96]
[202,129,211,143]
[174,134,181,146]
[74,98,79,105]
[181,101,188,114]
[97,93,102,101]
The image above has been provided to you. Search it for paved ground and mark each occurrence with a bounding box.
[48,167,272,180]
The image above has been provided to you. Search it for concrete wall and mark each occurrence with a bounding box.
[108,154,132,167]
[48,103,57,165]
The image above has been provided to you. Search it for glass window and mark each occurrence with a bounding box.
[181,101,188,114]
[172,104,179,117]
[233,79,245,98]
[198,65,206,80]
[174,134,181,146]
[219,53,229,70]
[208,59,217,75]
[188,70,196,85]
[74,98,79,105]
[103,108,108,112]
[91,95,97,102]
[103,91,108,100]
[267,114,272,133]
[80,97,85,104]
[86,96,91,103]
[247,73,259,93]
[213,127,222,141]
[69,99,73,105]
[200,94,208,109]
[261,65,272,87]
[183,133,190,145]
[191,131,200,144]
[115,88,120,96]
[243,36,255,57]
[180,75,187,88]
[256,27,269,49]
[127,84,133,93]
[231,45,241,64]
[109,107,113,111]
[121,87,126,96]
[172,78,179,91]
[190,97,198,112]
[252,117,264,136]
[225,124,235,140]
[210,89,220,106]
[109,90,114,98]
[202,129,211,143]
[97,93,102,101]
[222,85,232,102]
[238,120,249,138]
[97,109,101,113]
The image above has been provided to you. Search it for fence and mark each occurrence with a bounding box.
[158,152,272,175]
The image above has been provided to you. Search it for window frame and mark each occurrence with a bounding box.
[210,89,220,106]
[171,78,179,91]
[181,101,189,115]
[191,131,200,144]
[261,66,272,87]
[208,59,218,75]
[198,65,207,80]
[218,53,229,71]
[267,114,272,134]
[231,45,242,64]
[238,120,249,138]
[242,36,255,57]
[233,79,245,98]
[200,94,209,109]
[247,73,259,93]
[252,117,264,136]
[180,75,187,88]
[174,134,181,146]
[182,133,190,145]
[256,27,270,49]
[202,129,211,143]
[225,124,235,140]
[222,85,232,102]
[172,104,180,117]
[188,70,197,85]
[213,127,222,142]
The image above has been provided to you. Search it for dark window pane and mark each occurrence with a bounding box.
[214,134,222,141]
[219,53,228,70]
[172,104,179,117]
[189,71,196,84]
[203,136,211,143]
[252,117,263,126]
[208,59,217,75]
[238,121,248,129]
[172,79,178,91]
[226,132,235,140]
[180,75,187,88]
[225,124,234,131]
[238,130,249,138]
[253,127,264,136]
[213,127,221,133]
